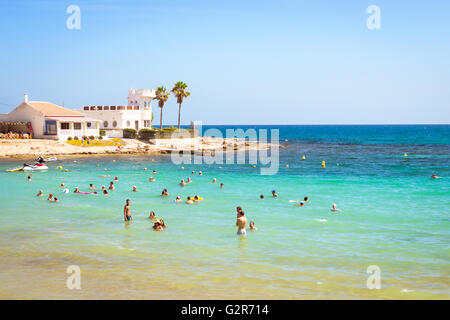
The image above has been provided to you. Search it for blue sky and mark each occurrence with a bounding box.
[0,0,449,124]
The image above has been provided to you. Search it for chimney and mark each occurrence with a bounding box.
[24,93,28,103]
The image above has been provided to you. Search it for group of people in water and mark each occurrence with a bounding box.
[30,167,442,235]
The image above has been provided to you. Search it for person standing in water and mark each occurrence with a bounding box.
[124,199,132,222]
[236,211,247,235]
[331,203,340,212]
[249,221,258,230]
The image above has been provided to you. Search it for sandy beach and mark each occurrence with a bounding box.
[0,137,272,159]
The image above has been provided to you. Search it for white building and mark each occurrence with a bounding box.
[81,89,155,138]
[1,94,100,140]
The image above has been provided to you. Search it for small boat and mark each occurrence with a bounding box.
[6,156,52,172]
[23,163,48,171]
[42,156,57,162]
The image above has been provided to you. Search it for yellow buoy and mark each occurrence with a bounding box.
[321,161,326,168]
[58,166,62,170]
[404,153,408,157]
[252,165,256,168]
[302,155,306,160]
[285,164,289,167]
[144,168,147,170]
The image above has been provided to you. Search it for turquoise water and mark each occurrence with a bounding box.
[0,125,449,299]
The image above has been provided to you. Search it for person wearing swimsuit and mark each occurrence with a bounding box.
[236,211,247,235]
[124,199,132,222]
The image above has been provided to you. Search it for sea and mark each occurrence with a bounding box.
[0,125,448,299]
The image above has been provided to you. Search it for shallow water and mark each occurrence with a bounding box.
[0,125,449,299]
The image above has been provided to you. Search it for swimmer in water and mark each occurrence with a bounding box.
[153,221,163,231]
[101,185,106,191]
[60,183,65,188]
[180,179,186,187]
[331,203,340,212]
[260,194,264,199]
[249,221,258,230]
[114,177,119,182]
[191,170,195,175]
[27,176,32,181]
[187,177,192,183]
[109,182,115,190]
[123,199,132,222]
[193,195,201,202]
[89,184,96,190]
[161,188,169,196]
[152,170,156,174]
[236,211,247,235]
[175,196,183,203]
[294,201,305,207]
[236,206,243,218]
[431,174,440,179]
[186,196,194,204]
[54,197,59,203]
[132,186,138,192]
[149,176,155,182]
[212,178,217,183]
[272,190,278,197]
[47,193,54,201]
[220,183,224,188]
[100,174,111,178]
[159,219,167,229]
[304,196,309,202]
[36,190,43,197]
[103,190,109,196]
[74,187,80,193]
[149,211,156,219]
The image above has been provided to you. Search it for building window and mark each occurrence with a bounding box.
[113,121,117,127]
[87,122,91,128]
[104,106,109,110]
[83,106,89,110]
[111,106,116,110]
[126,121,131,127]
[61,122,70,130]
[103,121,108,128]
[74,122,82,130]
[45,120,57,135]
[144,120,151,127]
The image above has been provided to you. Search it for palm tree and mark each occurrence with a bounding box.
[171,81,190,129]
[154,86,170,130]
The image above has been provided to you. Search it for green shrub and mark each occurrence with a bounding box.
[73,136,79,140]
[89,135,95,140]
[100,129,106,136]
[97,136,103,140]
[138,128,156,139]
[67,136,72,141]
[123,128,137,139]
[82,135,87,140]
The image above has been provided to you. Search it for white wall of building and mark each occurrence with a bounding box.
[81,88,156,137]
[8,103,45,138]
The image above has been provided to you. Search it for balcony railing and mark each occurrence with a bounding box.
[83,106,145,111]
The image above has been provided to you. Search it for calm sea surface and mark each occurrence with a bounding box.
[0,125,449,299]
